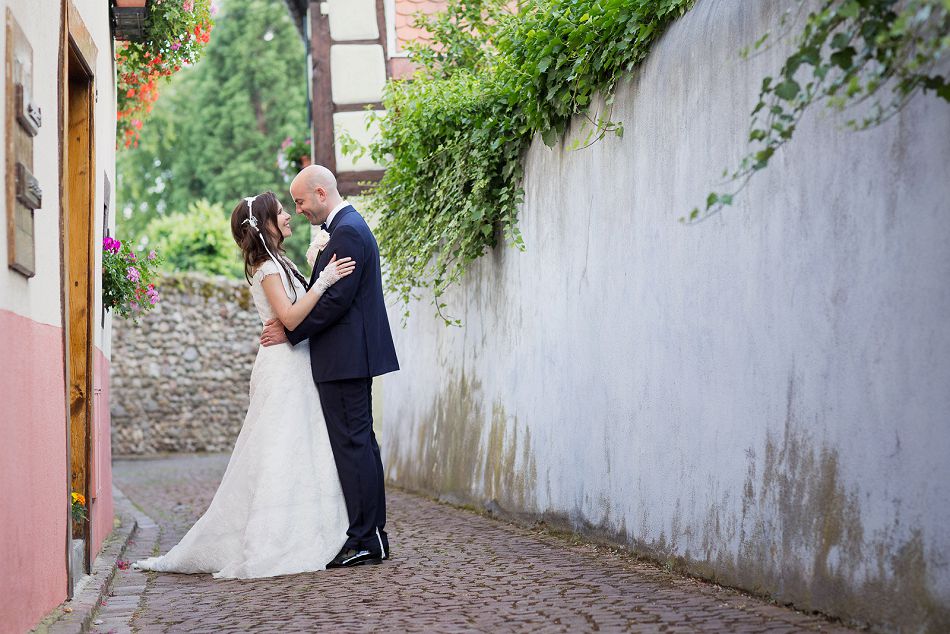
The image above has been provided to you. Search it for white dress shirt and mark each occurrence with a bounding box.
[324,200,349,229]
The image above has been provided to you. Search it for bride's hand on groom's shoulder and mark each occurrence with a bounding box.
[260,318,288,347]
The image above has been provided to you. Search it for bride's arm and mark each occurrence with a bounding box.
[259,256,355,331]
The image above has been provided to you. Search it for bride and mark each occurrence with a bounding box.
[134,191,352,579]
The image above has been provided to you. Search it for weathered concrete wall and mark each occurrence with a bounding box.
[111,273,259,454]
[381,1,950,631]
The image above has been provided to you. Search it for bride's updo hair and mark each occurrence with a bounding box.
[230,191,307,295]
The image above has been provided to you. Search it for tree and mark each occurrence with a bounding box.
[117,0,312,273]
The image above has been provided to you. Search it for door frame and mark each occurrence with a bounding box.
[58,0,97,599]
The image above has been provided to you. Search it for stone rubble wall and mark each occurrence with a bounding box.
[110,273,260,454]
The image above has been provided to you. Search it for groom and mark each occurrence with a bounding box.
[260,164,399,568]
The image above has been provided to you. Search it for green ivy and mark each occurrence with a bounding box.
[689,0,950,222]
[364,0,948,319]
[365,0,694,322]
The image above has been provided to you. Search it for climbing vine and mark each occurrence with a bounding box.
[365,0,694,322]
[365,0,948,320]
[688,0,950,222]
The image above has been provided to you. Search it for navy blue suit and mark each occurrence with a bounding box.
[286,205,398,555]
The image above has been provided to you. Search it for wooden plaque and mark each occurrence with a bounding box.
[6,9,39,277]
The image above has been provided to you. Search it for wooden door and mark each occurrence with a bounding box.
[62,28,96,589]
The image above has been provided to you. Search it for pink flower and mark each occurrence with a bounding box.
[148,250,157,260]
[126,266,140,283]
[127,252,137,262]
[171,41,182,51]
[183,0,194,12]
[281,137,293,149]
[146,284,161,306]
[102,237,121,254]
[129,301,140,312]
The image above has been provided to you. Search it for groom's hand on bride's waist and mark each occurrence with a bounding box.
[260,318,289,347]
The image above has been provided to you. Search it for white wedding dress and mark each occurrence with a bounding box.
[135,259,349,579]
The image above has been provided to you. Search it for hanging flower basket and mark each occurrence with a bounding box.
[101,236,164,323]
[113,0,149,42]
[115,0,216,148]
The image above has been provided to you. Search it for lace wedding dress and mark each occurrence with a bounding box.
[134,259,348,579]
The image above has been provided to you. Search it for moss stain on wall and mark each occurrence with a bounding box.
[389,370,949,632]
[693,373,950,632]
[389,373,537,513]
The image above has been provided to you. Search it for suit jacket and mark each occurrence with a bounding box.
[286,205,399,383]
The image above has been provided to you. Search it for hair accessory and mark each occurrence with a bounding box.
[242,196,259,229]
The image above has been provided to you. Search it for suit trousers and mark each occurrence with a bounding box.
[316,377,388,554]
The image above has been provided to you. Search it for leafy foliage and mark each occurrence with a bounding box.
[116,0,312,274]
[688,0,950,222]
[366,0,694,321]
[116,0,215,147]
[142,199,244,279]
[401,0,509,78]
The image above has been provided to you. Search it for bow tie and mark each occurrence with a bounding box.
[320,222,329,233]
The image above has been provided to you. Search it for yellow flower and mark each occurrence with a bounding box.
[72,492,86,506]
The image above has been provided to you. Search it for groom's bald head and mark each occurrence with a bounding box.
[295,164,337,192]
[290,164,343,225]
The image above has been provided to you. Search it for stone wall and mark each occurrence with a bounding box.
[381,1,950,631]
[111,273,260,454]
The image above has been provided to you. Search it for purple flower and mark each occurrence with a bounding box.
[171,41,182,51]
[148,250,157,261]
[126,266,141,283]
[211,2,219,16]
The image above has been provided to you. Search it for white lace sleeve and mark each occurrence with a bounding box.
[251,259,281,285]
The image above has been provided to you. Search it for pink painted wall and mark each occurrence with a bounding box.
[0,309,69,633]
[0,311,115,631]
[90,348,113,557]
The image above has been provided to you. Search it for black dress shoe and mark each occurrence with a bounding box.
[326,547,383,568]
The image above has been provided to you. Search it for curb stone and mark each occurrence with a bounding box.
[85,487,160,634]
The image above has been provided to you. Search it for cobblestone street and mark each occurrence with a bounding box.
[108,454,859,633]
